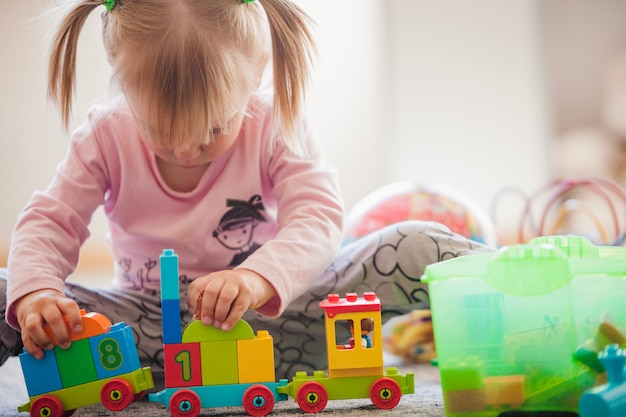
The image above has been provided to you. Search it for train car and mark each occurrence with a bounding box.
[17,310,154,417]
[149,248,414,416]
[149,249,287,417]
[276,292,415,413]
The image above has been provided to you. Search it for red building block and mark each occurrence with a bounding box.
[164,343,202,388]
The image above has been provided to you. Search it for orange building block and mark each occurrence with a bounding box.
[44,309,112,345]
[237,330,275,383]
[484,375,525,406]
[445,388,487,413]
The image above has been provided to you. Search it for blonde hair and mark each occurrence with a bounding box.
[47,0,317,155]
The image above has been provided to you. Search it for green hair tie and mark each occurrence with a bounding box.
[242,0,256,3]
[104,0,116,12]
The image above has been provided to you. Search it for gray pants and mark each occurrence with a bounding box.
[1,221,491,379]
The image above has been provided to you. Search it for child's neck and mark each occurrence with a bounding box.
[156,157,210,193]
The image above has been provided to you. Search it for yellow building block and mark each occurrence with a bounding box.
[485,375,525,406]
[237,330,276,383]
[326,312,383,378]
[200,340,238,386]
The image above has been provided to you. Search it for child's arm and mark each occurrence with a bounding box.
[13,289,83,359]
[188,268,276,331]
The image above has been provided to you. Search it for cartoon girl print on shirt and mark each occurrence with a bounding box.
[213,194,267,266]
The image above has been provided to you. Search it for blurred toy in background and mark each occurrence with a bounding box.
[548,49,626,247]
[554,53,626,195]
[492,177,626,246]
[578,344,626,417]
[343,181,497,247]
[574,321,626,388]
[382,310,435,364]
[344,181,495,364]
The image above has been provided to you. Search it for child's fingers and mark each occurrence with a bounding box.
[221,296,249,331]
[21,333,44,360]
[211,283,239,329]
[41,307,72,350]
[199,280,227,326]
[57,298,82,334]
[22,311,57,354]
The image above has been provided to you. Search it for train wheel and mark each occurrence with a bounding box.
[101,379,134,411]
[133,391,146,402]
[169,389,201,417]
[30,395,64,417]
[296,381,328,413]
[243,384,275,416]
[369,377,402,410]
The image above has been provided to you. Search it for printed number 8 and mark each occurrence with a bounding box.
[99,339,123,370]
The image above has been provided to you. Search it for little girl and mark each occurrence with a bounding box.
[1,0,490,379]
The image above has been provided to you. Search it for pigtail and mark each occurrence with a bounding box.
[48,0,104,129]
[258,0,317,156]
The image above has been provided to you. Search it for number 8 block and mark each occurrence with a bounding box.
[89,322,141,380]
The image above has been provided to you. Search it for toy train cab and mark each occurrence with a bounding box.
[323,292,384,378]
[17,310,154,416]
[276,292,415,412]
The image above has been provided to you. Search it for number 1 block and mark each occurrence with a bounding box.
[164,343,202,388]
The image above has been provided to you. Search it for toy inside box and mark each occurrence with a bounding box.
[422,235,626,417]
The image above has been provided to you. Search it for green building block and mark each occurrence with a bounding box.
[439,358,484,391]
[55,339,98,388]
[182,319,254,343]
[200,340,238,386]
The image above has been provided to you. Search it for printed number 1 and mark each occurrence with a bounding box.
[175,351,192,381]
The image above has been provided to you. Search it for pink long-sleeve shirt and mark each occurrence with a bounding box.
[6,96,344,329]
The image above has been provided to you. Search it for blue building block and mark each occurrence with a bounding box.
[90,322,141,379]
[162,298,182,344]
[149,382,284,410]
[579,344,626,417]
[19,349,63,396]
[160,249,180,301]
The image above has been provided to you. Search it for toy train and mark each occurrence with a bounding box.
[16,248,414,416]
[17,310,154,416]
[149,248,415,416]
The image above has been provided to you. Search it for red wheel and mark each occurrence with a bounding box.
[169,389,201,417]
[369,377,402,410]
[133,391,146,402]
[296,381,328,413]
[100,379,134,411]
[30,395,64,417]
[242,384,275,416]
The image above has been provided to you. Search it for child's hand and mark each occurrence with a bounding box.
[14,289,83,359]
[188,269,275,332]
